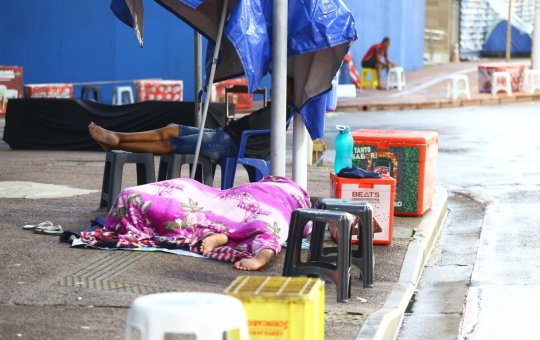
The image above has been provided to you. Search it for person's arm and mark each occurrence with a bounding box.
[384,50,396,67]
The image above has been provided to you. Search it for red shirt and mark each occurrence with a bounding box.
[362,43,388,63]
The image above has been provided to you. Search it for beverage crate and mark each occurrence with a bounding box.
[225,276,324,339]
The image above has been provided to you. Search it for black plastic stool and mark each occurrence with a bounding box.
[157,154,214,186]
[314,198,374,288]
[100,151,155,211]
[81,86,102,102]
[283,208,356,302]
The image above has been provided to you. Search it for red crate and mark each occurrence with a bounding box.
[25,84,74,99]
[330,173,396,245]
[478,62,526,93]
[135,80,183,102]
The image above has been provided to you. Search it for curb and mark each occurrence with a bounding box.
[356,186,449,340]
[336,93,540,112]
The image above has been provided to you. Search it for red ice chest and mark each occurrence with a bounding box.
[330,173,396,245]
[351,129,438,217]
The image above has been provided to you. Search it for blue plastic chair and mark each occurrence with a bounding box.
[217,110,295,189]
[217,129,271,189]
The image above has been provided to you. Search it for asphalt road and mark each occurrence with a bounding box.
[326,101,540,339]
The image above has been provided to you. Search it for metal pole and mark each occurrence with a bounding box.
[190,0,228,179]
[506,0,513,62]
[194,31,203,127]
[292,114,308,189]
[270,0,288,177]
[532,0,540,69]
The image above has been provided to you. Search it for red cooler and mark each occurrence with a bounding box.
[351,129,438,217]
[330,173,396,245]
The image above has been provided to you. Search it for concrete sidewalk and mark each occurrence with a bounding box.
[0,59,494,338]
[0,144,446,340]
[337,58,538,112]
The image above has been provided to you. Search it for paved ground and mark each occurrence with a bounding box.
[0,145,444,339]
[2,58,525,339]
[337,58,537,112]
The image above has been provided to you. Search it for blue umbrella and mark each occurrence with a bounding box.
[110,0,357,140]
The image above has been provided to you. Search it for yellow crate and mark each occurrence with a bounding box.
[224,276,324,340]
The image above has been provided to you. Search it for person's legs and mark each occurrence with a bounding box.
[234,249,275,271]
[171,127,237,160]
[89,122,180,153]
[200,233,229,255]
[376,63,383,89]
[89,122,179,145]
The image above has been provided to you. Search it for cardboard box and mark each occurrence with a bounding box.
[330,173,396,245]
[225,276,324,340]
[135,80,183,102]
[351,129,438,217]
[0,66,24,115]
[24,83,74,99]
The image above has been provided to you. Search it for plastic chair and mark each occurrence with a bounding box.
[522,69,540,94]
[81,86,102,102]
[216,113,294,189]
[491,71,512,96]
[99,151,155,211]
[0,85,7,113]
[361,68,378,89]
[157,153,214,185]
[6,89,18,99]
[283,208,356,302]
[125,292,249,340]
[447,74,471,100]
[112,86,135,105]
[386,67,406,90]
[314,198,374,288]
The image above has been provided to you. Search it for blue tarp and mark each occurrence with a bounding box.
[110,0,357,140]
[483,19,531,56]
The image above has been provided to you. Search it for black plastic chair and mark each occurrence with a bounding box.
[157,153,213,185]
[282,208,356,302]
[81,86,102,102]
[99,151,155,211]
[314,198,374,288]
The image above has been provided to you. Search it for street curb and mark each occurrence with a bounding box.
[336,94,540,112]
[356,186,449,340]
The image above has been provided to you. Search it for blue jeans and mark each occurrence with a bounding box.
[171,126,238,160]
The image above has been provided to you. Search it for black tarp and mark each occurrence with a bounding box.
[3,99,229,150]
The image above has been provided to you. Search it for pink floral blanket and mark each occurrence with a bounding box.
[80,176,311,262]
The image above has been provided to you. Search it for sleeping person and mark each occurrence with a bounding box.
[79,176,310,271]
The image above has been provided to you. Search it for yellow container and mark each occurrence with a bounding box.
[224,276,324,340]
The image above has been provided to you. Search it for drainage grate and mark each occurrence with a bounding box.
[60,251,177,294]
[325,310,366,325]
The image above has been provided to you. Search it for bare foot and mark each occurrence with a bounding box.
[88,122,119,149]
[234,249,275,271]
[200,233,228,254]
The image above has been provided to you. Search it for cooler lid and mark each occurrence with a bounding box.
[351,129,438,145]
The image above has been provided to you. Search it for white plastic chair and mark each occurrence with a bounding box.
[386,67,406,90]
[521,69,540,94]
[124,292,249,340]
[447,74,470,100]
[113,86,135,105]
[491,71,512,96]
[6,89,18,99]
[0,85,7,113]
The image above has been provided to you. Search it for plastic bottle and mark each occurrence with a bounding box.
[334,125,353,175]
